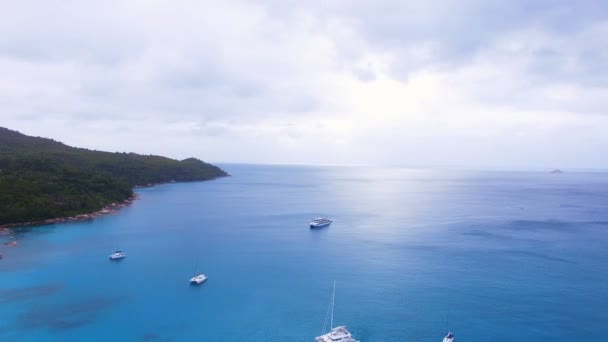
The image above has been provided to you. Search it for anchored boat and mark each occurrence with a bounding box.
[190,273,208,285]
[315,282,359,342]
[443,313,454,342]
[310,217,332,229]
[189,262,207,285]
[109,251,126,260]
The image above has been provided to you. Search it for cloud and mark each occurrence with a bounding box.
[1,0,607,168]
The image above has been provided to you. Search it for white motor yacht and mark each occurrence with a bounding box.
[310,217,332,229]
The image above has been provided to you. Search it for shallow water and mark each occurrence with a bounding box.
[1,165,607,341]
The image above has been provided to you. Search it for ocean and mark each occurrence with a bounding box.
[1,165,607,341]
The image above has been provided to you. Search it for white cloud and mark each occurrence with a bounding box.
[1,0,608,169]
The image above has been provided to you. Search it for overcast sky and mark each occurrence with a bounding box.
[1,0,607,169]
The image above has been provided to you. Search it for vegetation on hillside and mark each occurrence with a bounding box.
[0,127,228,225]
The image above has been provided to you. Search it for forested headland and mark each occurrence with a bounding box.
[0,127,227,226]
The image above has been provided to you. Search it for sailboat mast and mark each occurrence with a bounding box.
[330,281,336,329]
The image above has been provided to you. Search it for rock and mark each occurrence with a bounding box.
[0,194,140,229]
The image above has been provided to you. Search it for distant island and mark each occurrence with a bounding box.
[0,127,228,227]
[550,169,564,174]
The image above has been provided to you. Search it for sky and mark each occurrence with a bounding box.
[1,0,607,169]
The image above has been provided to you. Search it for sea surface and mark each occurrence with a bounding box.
[1,165,607,341]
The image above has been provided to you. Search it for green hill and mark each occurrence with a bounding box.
[0,127,228,226]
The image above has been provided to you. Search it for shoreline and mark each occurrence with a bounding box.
[0,175,229,231]
[132,174,229,189]
[0,194,140,230]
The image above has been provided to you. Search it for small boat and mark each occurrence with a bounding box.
[190,273,208,285]
[310,217,332,229]
[109,251,126,260]
[315,282,359,342]
[443,313,454,342]
[316,326,357,342]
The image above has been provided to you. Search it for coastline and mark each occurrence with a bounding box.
[0,176,229,231]
[0,193,140,230]
[133,174,230,189]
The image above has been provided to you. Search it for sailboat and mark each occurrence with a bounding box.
[189,262,207,285]
[190,273,207,285]
[315,282,359,342]
[109,250,126,260]
[442,313,454,342]
[108,236,125,261]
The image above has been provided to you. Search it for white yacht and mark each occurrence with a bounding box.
[190,273,208,285]
[109,251,126,260]
[310,217,332,229]
[443,314,454,342]
[315,282,359,342]
[316,326,358,342]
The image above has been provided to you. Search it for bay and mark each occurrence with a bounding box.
[1,164,607,341]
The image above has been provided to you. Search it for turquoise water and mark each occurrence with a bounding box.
[1,165,608,341]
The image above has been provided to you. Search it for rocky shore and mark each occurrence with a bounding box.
[0,194,140,229]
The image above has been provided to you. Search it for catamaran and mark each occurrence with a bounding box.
[310,217,332,229]
[315,282,359,342]
[443,313,454,342]
[190,273,207,285]
[109,251,126,260]
[189,262,207,285]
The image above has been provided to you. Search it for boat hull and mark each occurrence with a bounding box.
[190,275,208,285]
[310,222,331,229]
[315,326,358,342]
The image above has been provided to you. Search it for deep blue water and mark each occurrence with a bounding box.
[1,165,608,341]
